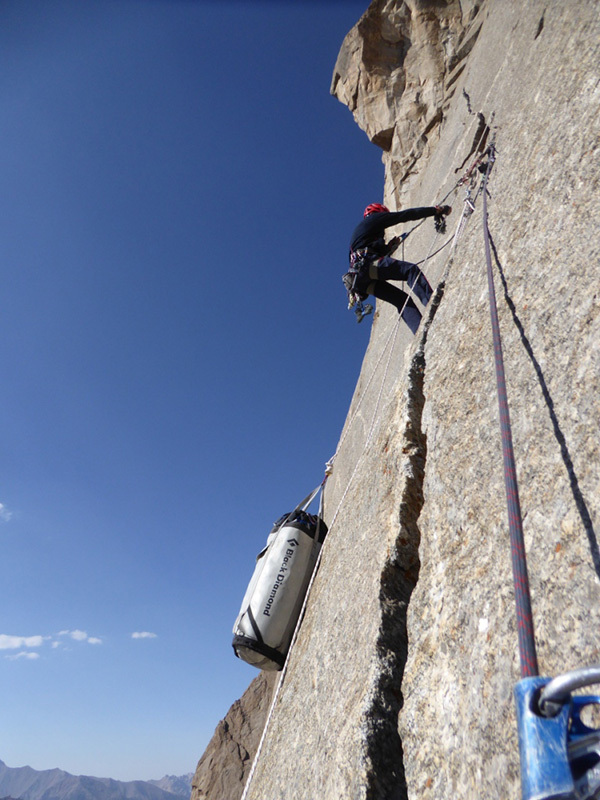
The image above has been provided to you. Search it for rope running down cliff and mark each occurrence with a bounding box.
[481,143,539,678]
[239,171,487,800]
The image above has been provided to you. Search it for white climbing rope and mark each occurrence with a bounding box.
[239,317,401,800]
[333,316,403,458]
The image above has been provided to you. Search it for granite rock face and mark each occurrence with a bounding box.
[331,0,483,206]
[195,1,600,798]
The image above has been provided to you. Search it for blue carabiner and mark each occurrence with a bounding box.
[515,670,600,800]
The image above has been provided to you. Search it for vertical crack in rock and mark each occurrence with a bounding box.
[363,279,447,800]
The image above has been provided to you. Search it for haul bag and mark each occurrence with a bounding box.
[232,486,328,671]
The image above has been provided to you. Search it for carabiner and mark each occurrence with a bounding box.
[515,667,600,800]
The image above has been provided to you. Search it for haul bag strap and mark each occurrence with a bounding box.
[276,481,327,542]
[291,482,323,517]
[232,634,286,669]
[246,608,264,644]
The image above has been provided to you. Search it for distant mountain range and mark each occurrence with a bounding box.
[145,777,192,799]
[0,761,192,800]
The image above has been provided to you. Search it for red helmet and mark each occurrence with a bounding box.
[364,203,389,217]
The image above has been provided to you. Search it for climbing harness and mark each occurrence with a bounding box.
[344,240,405,324]
[481,144,600,800]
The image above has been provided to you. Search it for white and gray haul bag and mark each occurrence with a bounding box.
[232,485,328,671]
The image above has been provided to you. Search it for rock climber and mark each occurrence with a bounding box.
[344,202,452,332]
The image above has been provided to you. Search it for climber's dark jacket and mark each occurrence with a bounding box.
[349,207,438,259]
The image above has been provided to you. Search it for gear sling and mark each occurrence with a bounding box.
[343,248,374,322]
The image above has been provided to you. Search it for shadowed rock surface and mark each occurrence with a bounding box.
[193,1,600,797]
[190,673,276,800]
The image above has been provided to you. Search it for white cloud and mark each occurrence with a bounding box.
[0,503,12,522]
[58,629,96,642]
[54,630,102,646]
[7,651,40,661]
[2,630,103,659]
[0,634,45,650]
[131,631,158,639]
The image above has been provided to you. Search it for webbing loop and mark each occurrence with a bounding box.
[293,483,324,515]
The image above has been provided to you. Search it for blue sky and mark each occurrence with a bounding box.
[0,0,384,782]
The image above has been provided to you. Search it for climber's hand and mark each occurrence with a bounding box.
[435,204,452,216]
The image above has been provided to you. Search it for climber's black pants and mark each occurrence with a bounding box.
[355,257,432,334]
[368,280,422,334]
[374,257,433,306]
